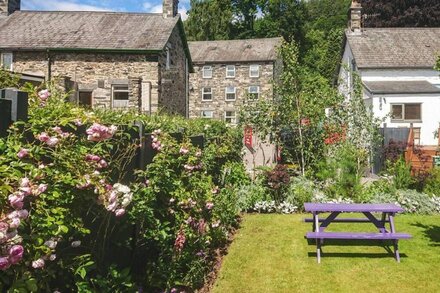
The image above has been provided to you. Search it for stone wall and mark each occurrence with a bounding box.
[158,24,188,116]
[13,51,160,111]
[188,62,274,120]
[0,0,20,16]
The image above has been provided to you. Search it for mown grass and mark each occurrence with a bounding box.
[212,214,440,293]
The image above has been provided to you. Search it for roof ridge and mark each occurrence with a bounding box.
[18,10,164,16]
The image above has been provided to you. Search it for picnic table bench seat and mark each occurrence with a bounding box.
[306,232,412,240]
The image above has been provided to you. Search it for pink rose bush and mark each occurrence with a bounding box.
[105,183,133,217]
[17,148,29,159]
[86,123,117,142]
[151,129,163,151]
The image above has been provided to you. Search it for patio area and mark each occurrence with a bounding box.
[212,214,440,292]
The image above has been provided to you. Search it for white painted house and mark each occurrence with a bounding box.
[339,1,440,146]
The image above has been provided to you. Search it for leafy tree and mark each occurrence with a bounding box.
[255,0,306,42]
[361,0,440,27]
[184,0,234,41]
[231,0,259,39]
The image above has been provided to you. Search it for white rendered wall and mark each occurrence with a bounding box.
[369,94,440,145]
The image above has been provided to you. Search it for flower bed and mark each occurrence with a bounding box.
[0,85,244,292]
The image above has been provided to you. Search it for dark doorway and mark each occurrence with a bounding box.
[79,91,92,106]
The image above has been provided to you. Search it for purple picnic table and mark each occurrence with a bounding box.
[304,203,412,263]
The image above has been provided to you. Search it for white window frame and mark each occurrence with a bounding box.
[112,85,130,109]
[226,65,236,78]
[391,103,422,122]
[249,64,259,78]
[202,87,213,101]
[1,53,13,71]
[225,86,236,101]
[201,110,214,118]
[248,85,260,99]
[224,110,237,124]
[202,66,213,79]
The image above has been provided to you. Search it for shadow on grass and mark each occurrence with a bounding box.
[411,222,440,247]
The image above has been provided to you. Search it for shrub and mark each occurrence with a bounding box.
[0,84,244,292]
[385,157,414,190]
[236,183,270,212]
[423,167,440,196]
[285,177,316,211]
[369,189,439,214]
[264,164,291,203]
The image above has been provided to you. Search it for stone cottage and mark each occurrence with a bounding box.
[188,38,282,123]
[0,0,192,116]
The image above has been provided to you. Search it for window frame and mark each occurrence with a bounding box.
[249,64,260,78]
[202,87,213,101]
[225,86,236,101]
[391,103,422,122]
[1,52,13,71]
[226,65,236,78]
[202,66,213,79]
[201,110,214,119]
[248,85,260,99]
[111,85,130,109]
[224,110,237,124]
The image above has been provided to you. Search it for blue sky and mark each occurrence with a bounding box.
[21,0,190,19]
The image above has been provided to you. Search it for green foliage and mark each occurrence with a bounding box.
[386,157,414,190]
[263,164,290,203]
[316,142,365,201]
[0,84,244,292]
[285,177,316,211]
[423,167,440,197]
[370,189,438,214]
[0,69,19,88]
[236,182,271,212]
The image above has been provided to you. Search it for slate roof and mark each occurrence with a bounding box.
[363,80,440,95]
[189,37,282,63]
[0,11,179,51]
[346,28,440,69]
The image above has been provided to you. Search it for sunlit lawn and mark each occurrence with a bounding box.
[212,214,440,293]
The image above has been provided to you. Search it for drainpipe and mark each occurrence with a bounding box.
[185,57,189,118]
[46,49,52,81]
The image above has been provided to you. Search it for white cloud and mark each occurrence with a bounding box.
[142,1,188,20]
[22,0,111,11]
[150,4,163,13]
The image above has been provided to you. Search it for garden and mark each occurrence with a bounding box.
[1,42,440,292]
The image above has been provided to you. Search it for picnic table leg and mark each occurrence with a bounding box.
[389,213,400,262]
[313,213,321,263]
[380,213,387,233]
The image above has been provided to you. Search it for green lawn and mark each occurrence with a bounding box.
[212,214,440,293]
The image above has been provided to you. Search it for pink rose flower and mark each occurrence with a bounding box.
[34,184,48,196]
[98,159,108,169]
[32,258,45,269]
[17,209,29,219]
[205,202,214,210]
[179,147,189,155]
[9,218,20,229]
[36,132,50,142]
[20,177,30,188]
[115,209,126,217]
[0,257,11,270]
[46,137,59,147]
[44,240,57,249]
[17,148,29,159]
[38,89,51,100]
[8,245,24,264]
[8,193,24,209]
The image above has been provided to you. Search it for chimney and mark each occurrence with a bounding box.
[0,0,20,16]
[163,0,178,18]
[349,0,362,34]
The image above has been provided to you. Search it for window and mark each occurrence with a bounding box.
[248,86,259,99]
[226,65,235,78]
[203,66,213,78]
[201,110,213,118]
[249,65,259,77]
[166,48,170,70]
[202,87,212,101]
[225,86,236,101]
[224,111,237,124]
[1,53,13,71]
[112,85,129,108]
[391,104,422,121]
[79,91,92,107]
[413,128,421,145]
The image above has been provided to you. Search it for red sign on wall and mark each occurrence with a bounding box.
[244,126,253,149]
